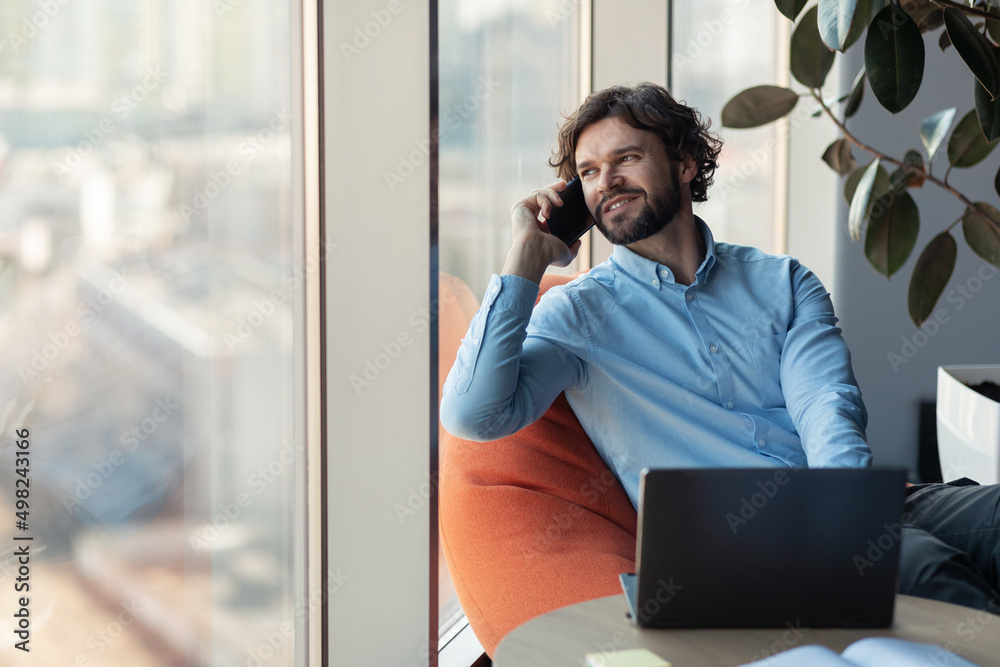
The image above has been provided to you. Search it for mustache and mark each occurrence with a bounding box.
[598,186,646,212]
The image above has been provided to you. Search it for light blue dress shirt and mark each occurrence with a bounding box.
[440,219,872,509]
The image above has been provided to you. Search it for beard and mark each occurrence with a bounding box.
[593,168,682,246]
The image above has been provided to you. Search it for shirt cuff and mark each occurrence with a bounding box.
[487,273,540,318]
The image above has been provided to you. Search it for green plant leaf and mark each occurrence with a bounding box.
[948,108,1000,167]
[944,8,1000,100]
[865,190,920,277]
[791,6,837,88]
[889,149,926,189]
[843,162,891,204]
[849,158,882,241]
[844,0,870,51]
[962,202,1000,268]
[988,7,1000,45]
[919,107,957,162]
[899,0,937,26]
[844,0,888,51]
[975,47,1000,142]
[818,0,859,51]
[845,68,866,118]
[915,8,944,33]
[822,138,857,174]
[721,86,800,128]
[939,30,952,52]
[864,4,924,113]
[908,232,956,326]
[775,0,808,21]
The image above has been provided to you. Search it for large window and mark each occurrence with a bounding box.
[439,0,584,299]
[671,0,788,253]
[437,0,583,638]
[0,1,307,665]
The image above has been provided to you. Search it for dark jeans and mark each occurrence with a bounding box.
[900,479,1000,613]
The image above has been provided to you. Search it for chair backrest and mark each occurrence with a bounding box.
[438,271,637,655]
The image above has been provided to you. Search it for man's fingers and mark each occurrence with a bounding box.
[537,195,554,222]
[535,182,570,221]
[511,180,574,238]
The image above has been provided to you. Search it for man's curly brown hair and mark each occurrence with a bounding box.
[549,82,723,203]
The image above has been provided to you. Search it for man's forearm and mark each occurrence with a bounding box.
[501,234,561,285]
[440,274,581,441]
[440,275,538,441]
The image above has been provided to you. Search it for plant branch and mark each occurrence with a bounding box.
[929,0,1000,23]
[810,89,1000,236]
[945,212,966,233]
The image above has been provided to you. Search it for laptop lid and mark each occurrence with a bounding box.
[629,467,906,629]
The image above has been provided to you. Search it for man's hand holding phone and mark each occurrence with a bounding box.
[502,179,595,285]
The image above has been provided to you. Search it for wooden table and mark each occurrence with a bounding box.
[493,594,1000,666]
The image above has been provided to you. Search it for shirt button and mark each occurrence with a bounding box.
[472,338,480,345]
[651,279,658,286]
[758,439,766,447]
[660,270,670,278]
[685,293,694,302]
[726,400,735,410]
[709,343,719,354]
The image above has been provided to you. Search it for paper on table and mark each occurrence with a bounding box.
[584,647,672,667]
[740,645,863,666]
[738,638,981,667]
[841,638,980,667]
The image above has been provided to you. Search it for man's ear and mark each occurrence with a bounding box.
[678,155,697,184]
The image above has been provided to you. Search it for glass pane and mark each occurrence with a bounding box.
[672,0,785,252]
[437,0,582,635]
[0,1,305,665]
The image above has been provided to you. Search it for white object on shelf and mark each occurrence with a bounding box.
[936,366,1000,485]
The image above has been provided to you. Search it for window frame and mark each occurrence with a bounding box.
[319,0,435,665]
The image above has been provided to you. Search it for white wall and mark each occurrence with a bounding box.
[832,33,1000,472]
[785,61,841,291]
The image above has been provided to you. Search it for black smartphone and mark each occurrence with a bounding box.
[545,178,595,246]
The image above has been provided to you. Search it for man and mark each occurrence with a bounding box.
[440,82,1000,613]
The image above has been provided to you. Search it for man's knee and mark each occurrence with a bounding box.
[899,526,962,588]
[899,526,1000,612]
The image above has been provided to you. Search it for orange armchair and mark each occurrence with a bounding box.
[438,272,637,656]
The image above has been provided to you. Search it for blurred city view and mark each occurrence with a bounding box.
[0,1,302,665]
[438,0,583,306]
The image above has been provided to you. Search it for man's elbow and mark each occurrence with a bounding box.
[439,396,499,442]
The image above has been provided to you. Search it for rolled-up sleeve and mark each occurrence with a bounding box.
[440,274,583,441]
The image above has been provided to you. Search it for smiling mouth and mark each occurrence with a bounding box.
[605,196,638,214]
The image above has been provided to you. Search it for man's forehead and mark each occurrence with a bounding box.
[575,117,659,164]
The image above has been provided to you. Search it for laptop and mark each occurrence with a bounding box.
[620,467,906,628]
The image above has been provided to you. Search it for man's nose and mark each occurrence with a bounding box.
[597,165,622,194]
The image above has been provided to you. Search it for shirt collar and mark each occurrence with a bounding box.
[609,216,717,287]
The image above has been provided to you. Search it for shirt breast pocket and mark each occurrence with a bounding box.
[748,332,787,409]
